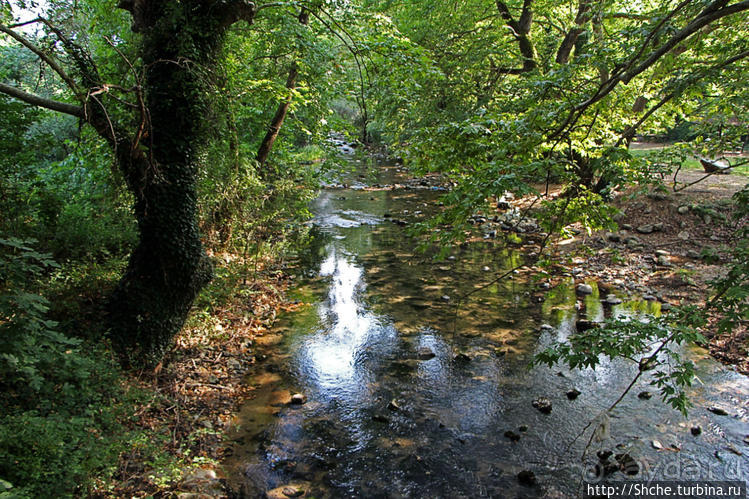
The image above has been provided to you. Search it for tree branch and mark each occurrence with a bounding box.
[0,82,84,117]
[0,24,82,96]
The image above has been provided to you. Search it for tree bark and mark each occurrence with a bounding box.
[555,0,592,64]
[495,0,537,73]
[103,0,258,365]
[256,62,299,169]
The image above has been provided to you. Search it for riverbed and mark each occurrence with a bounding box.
[225,163,748,498]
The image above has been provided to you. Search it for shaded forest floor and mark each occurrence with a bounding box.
[549,169,748,374]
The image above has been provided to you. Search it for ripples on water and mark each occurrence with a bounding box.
[226,166,749,498]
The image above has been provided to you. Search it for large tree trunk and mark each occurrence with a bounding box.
[106,3,235,365]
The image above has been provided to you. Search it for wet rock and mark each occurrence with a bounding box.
[387,400,401,411]
[566,388,581,400]
[605,295,623,305]
[291,393,307,405]
[576,319,599,332]
[636,224,655,234]
[652,440,663,450]
[532,397,552,414]
[441,295,451,302]
[691,426,702,436]
[638,391,652,400]
[454,352,471,363]
[708,406,729,416]
[517,470,536,486]
[266,484,307,499]
[597,450,613,462]
[518,425,529,432]
[417,347,436,360]
[540,324,554,331]
[504,430,521,442]
[576,283,593,295]
[615,453,639,475]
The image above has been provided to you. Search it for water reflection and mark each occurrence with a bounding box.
[227,176,749,498]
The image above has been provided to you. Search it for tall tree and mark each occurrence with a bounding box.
[0,0,265,365]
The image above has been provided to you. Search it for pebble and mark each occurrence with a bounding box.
[517,470,536,486]
[605,295,623,305]
[417,347,436,360]
[504,430,521,442]
[655,250,669,256]
[576,283,593,295]
[657,255,672,267]
[532,397,552,414]
[652,440,663,450]
[291,393,307,405]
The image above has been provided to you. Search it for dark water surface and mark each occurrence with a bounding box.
[225,165,748,498]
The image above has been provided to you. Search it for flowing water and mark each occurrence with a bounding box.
[225,163,749,498]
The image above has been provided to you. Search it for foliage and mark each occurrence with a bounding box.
[0,237,130,497]
[535,306,707,416]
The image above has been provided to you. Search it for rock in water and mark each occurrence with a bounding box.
[290,393,307,405]
[517,470,536,486]
[566,388,581,400]
[576,283,593,295]
[638,391,652,400]
[691,426,701,436]
[417,347,436,360]
[708,406,729,416]
[532,397,552,414]
[504,430,521,442]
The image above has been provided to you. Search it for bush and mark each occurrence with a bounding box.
[0,237,129,498]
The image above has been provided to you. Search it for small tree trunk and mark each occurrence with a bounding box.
[256,62,299,170]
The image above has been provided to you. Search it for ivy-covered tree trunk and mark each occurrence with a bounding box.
[106,0,254,365]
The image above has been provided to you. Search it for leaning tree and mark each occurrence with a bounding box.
[0,0,279,365]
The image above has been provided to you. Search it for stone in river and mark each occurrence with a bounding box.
[517,470,536,486]
[290,393,307,405]
[532,397,552,414]
[504,430,521,442]
[417,347,436,360]
[576,283,593,295]
[566,388,581,400]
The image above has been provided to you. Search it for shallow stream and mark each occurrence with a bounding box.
[226,164,748,498]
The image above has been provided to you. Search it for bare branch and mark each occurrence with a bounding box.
[0,24,81,96]
[0,81,84,117]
